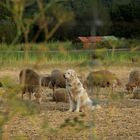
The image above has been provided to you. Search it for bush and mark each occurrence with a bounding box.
[96,38,140,49]
[0,20,16,44]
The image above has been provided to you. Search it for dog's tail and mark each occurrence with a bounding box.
[91,104,102,110]
[91,99,109,110]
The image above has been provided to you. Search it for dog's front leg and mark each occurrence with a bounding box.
[75,97,80,112]
[68,96,75,112]
[67,88,75,112]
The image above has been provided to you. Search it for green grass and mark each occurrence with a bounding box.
[0,41,74,51]
[0,50,88,68]
[0,42,140,68]
[0,50,140,68]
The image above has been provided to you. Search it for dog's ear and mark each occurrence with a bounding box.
[72,71,77,78]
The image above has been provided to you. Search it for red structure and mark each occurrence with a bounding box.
[77,36,103,48]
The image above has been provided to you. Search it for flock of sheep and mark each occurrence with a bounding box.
[18,68,140,104]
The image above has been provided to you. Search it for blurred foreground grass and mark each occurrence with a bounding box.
[0,76,41,139]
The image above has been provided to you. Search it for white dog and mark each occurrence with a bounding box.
[64,69,101,112]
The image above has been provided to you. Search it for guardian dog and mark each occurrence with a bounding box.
[64,69,100,112]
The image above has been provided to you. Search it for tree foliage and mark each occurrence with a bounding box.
[110,0,140,38]
[0,0,139,43]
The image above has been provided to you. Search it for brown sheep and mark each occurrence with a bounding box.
[41,74,51,87]
[125,83,136,94]
[53,88,69,103]
[49,69,66,101]
[49,69,66,92]
[133,88,140,99]
[126,70,140,94]
[86,70,121,94]
[19,69,42,103]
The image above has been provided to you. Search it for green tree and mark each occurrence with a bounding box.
[71,0,111,36]
[0,0,16,43]
[110,0,140,38]
[0,0,73,43]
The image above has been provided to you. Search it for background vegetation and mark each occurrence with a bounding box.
[0,0,140,44]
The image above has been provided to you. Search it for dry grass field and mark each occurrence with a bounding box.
[0,66,140,140]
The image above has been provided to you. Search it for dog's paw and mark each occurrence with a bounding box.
[75,110,80,113]
[68,109,73,112]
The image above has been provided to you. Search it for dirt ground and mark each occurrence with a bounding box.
[0,66,140,140]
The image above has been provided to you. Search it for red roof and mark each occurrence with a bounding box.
[78,36,103,43]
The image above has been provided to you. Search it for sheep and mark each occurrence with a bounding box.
[86,70,121,95]
[133,88,140,99]
[47,69,66,101]
[125,83,136,94]
[126,70,140,94]
[53,88,69,103]
[49,69,66,91]
[19,69,42,103]
[40,74,51,87]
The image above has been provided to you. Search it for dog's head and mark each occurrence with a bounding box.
[64,69,77,81]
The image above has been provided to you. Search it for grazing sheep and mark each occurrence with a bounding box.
[19,69,42,103]
[48,69,66,101]
[126,70,140,93]
[53,88,68,103]
[41,74,51,87]
[133,88,140,99]
[49,69,66,91]
[125,83,136,94]
[86,70,121,94]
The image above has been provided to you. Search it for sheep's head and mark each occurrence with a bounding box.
[125,83,136,93]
